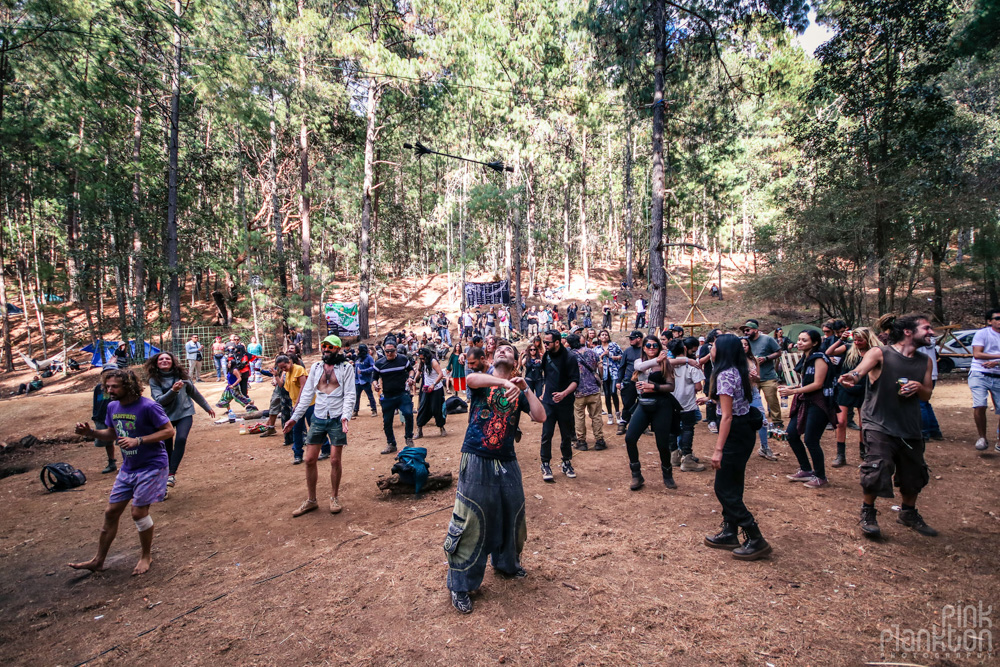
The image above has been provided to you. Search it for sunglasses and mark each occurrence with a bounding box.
[644,343,660,349]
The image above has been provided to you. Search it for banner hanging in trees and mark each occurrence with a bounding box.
[324,303,360,336]
[464,280,511,306]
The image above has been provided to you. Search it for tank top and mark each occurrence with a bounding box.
[423,364,444,390]
[861,345,928,440]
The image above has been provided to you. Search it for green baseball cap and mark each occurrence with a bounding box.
[321,335,342,348]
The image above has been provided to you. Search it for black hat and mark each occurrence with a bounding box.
[629,330,643,339]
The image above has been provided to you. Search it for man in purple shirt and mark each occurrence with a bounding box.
[567,334,606,451]
[70,369,175,575]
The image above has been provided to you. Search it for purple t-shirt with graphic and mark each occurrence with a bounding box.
[105,396,171,472]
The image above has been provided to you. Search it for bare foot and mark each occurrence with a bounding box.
[132,557,153,576]
[68,558,106,572]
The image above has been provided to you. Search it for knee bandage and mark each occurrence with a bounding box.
[135,515,154,532]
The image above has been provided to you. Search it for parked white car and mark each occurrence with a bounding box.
[936,330,977,374]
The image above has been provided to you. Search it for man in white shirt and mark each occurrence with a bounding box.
[634,297,647,329]
[670,338,706,472]
[284,335,357,515]
[970,309,1000,451]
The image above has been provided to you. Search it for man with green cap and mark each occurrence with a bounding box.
[284,335,356,516]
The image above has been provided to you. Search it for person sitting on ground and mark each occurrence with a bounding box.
[17,375,44,395]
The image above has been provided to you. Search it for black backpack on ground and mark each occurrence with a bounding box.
[40,463,87,492]
[445,396,468,415]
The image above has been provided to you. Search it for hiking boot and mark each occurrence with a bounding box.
[616,423,627,435]
[561,460,577,478]
[318,452,330,461]
[859,505,881,538]
[831,455,847,468]
[541,462,554,482]
[708,422,718,434]
[405,437,415,448]
[704,521,740,550]
[260,426,277,438]
[381,444,397,455]
[680,454,705,472]
[573,439,589,451]
[101,461,117,474]
[414,427,423,440]
[594,438,608,451]
[495,566,528,579]
[670,449,682,468]
[330,497,343,514]
[292,499,318,517]
[629,462,644,491]
[451,591,473,614]
[803,476,829,489]
[897,508,938,537]
[786,469,814,481]
[661,465,677,489]
[975,437,988,451]
[732,524,772,561]
[166,475,176,488]
[440,426,448,437]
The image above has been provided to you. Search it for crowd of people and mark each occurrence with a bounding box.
[65,304,1000,616]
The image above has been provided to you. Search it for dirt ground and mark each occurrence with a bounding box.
[0,371,998,666]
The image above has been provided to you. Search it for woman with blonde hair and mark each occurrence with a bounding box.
[832,326,879,463]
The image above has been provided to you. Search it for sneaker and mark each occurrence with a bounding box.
[101,461,117,474]
[405,438,415,448]
[166,475,176,488]
[371,409,378,417]
[561,460,577,478]
[414,427,423,440]
[594,438,608,451]
[758,448,778,461]
[607,415,614,425]
[995,442,1000,454]
[786,469,814,481]
[495,566,528,579]
[859,505,881,538]
[318,452,330,461]
[616,423,627,435]
[975,437,988,451]
[803,476,829,489]
[381,444,398,455]
[831,455,847,468]
[330,496,343,514]
[708,422,719,434]
[847,421,861,431]
[573,439,589,451]
[897,508,938,536]
[293,457,303,465]
[541,463,554,482]
[670,449,682,468]
[440,426,448,437]
[825,423,834,431]
[680,454,705,472]
[292,499,318,517]
[451,591,473,614]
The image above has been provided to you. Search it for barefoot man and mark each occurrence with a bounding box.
[70,369,175,575]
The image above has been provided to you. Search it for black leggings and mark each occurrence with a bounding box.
[624,401,674,471]
[163,415,193,476]
[787,402,828,480]
[602,378,620,414]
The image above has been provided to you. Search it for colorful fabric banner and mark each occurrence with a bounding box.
[324,302,360,336]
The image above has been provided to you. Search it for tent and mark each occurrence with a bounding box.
[775,323,822,343]
[81,341,161,367]
[6,302,23,314]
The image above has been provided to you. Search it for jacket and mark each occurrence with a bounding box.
[148,374,213,422]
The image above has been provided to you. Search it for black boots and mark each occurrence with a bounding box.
[732,522,773,561]
[859,504,881,538]
[831,441,847,468]
[629,462,644,491]
[661,465,676,489]
[704,521,740,550]
[594,438,608,451]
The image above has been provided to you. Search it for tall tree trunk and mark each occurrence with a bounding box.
[526,159,536,300]
[166,0,183,344]
[359,80,381,339]
[0,36,12,369]
[297,0,313,352]
[624,121,635,288]
[268,86,288,322]
[512,167,523,327]
[130,76,146,357]
[563,145,571,291]
[931,244,945,323]
[647,0,667,330]
[580,128,589,294]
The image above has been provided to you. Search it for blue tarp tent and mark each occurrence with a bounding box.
[81,341,161,367]
[6,302,23,314]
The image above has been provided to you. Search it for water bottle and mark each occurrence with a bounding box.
[228,409,236,423]
[780,394,788,408]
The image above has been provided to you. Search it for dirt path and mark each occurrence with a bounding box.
[0,376,997,665]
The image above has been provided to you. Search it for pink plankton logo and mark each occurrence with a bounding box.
[880,602,993,661]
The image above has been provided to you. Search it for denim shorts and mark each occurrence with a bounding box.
[969,371,1000,413]
[306,417,348,446]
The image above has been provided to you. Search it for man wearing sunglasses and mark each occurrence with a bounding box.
[539,330,580,481]
[971,308,1000,452]
[373,338,416,455]
[615,330,645,435]
[284,335,356,516]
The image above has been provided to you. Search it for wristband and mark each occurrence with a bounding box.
[137,436,143,446]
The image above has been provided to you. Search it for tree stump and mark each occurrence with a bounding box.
[376,471,453,495]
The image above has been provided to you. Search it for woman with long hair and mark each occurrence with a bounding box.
[211,336,226,381]
[484,336,497,369]
[446,342,467,397]
[834,326,879,462]
[624,335,677,491]
[144,352,216,489]
[595,329,623,425]
[520,343,544,395]
[703,333,772,560]
[415,347,447,438]
[741,337,777,461]
[779,330,836,488]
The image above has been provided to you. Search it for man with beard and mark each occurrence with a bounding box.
[284,336,357,516]
[615,331,645,435]
[539,329,580,481]
[70,369,175,575]
[444,340,545,614]
[839,314,938,539]
[373,338,416,455]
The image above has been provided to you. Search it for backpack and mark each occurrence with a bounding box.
[445,396,468,414]
[40,463,87,492]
